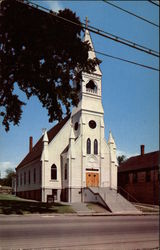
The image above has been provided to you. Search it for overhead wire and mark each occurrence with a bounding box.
[93,49,159,72]
[14,0,159,72]
[148,0,160,7]
[86,23,159,57]
[19,0,159,58]
[102,0,159,28]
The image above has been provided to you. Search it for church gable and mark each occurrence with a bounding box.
[16,115,70,169]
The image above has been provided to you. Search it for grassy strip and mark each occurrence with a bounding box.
[0,194,75,215]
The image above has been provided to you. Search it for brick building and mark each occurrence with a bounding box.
[118,145,159,205]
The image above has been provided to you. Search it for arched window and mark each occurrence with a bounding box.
[51,164,57,180]
[94,139,98,155]
[87,138,91,154]
[86,80,97,93]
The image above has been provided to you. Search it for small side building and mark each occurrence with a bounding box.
[118,145,159,205]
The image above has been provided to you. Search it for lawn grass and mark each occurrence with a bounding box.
[0,194,75,215]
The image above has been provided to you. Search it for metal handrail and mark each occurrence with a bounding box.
[118,186,139,203]
[85,187,112,212]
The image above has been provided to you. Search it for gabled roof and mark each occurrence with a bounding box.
[16,115,70,170]
[118,151,160,173]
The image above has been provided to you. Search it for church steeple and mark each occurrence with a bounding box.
[72,21,104,116]
[84,17,102,76]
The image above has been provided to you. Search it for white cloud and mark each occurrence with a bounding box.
[45,1,63,12]
[0,162,16,178]
[117,150,138,159]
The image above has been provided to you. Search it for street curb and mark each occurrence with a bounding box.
[0,212,159,217]
[77,212,159,216]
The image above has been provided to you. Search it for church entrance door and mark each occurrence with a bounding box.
[86,172,99,187]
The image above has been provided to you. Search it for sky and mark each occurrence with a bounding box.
[0,0,159,178]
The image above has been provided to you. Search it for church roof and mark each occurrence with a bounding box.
[118,151,159,173]
[16,115,70,170]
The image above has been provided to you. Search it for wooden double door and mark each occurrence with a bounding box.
[86,172,99,187]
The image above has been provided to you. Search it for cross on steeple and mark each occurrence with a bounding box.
[85,16,89,28]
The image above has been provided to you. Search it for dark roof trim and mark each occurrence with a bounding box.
[118,165,158,173]
[16,115,70,170]
[118,150,159,173]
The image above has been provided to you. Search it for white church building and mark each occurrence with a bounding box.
[16,28,139,213]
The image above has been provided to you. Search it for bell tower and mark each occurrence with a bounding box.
[68,18,117,198]
[72,19,104,116]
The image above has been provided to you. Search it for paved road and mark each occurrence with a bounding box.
[0,215,159,249]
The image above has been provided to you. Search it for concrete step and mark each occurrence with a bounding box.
[89,187,140,214]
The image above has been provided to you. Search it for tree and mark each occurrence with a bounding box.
[0,0,100,131]
[117,155,126,166]
[0,168,16,187]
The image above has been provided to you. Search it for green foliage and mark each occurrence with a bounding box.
[0,0,100,131]
[0,168,16,187]
[117,155,126,166]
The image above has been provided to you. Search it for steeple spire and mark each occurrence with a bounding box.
[84,18,102,76]
[41,129,49,161]
[108,130,115,145]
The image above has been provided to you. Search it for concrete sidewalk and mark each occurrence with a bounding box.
[0,212,158,217]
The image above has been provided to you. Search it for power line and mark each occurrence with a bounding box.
[148,0,160,7]
[16,0,160,59]
[19,0,160,72]
[87,23,159,56]
[6,0,159,72]
[93,49,159,72]
[102,0,159,28]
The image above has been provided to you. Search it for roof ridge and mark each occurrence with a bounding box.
[119,150,159,172]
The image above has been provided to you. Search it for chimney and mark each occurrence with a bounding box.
[29,136,33,152]
[140,145,145,155]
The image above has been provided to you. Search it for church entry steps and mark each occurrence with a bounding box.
[83,187,141,214]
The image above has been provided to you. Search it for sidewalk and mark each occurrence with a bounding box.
[0,211,158,217]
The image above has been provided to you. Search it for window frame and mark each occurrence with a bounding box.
[87,138,91,154]
[86,80,97,93]
[64,164,67,180]
[94,139,98,155]
[20,173,22,186]
[34,168,36,184]
[133,172,138,183]
[146,170,151,182]
[28,170,30,184]
[125,173,129,184]
[24,172,26,185]
[51,164,57,180]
